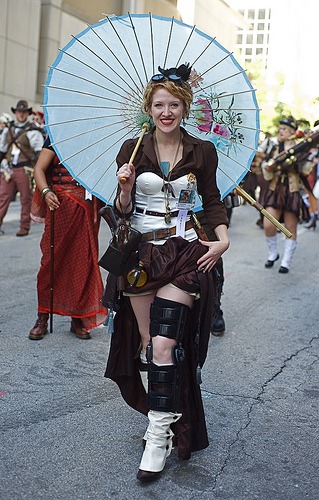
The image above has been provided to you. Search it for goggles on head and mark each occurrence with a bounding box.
[150,64,191,86]
[151,73,183,85]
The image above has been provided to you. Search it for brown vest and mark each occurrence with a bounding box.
[6,124,35,166]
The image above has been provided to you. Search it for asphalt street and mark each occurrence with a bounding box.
[0,198,318,500]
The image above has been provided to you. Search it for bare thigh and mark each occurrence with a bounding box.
[130,292,156,351]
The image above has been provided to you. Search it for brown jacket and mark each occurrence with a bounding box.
[116,127,229,231]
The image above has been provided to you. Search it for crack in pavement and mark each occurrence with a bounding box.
[210,335,319,491]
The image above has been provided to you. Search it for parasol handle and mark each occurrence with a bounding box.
[119,123,150,183]
[235,185,293,238]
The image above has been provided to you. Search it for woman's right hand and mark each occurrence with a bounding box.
[117,163,135,192]
[44,191,60,211]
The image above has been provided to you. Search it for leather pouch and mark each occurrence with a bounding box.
[99,218,142,276]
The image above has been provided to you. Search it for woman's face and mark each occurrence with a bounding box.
[150,87,184,135]
[277,125,294,142]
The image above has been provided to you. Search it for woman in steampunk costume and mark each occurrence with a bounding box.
[262,117,314,273]
[103,65,229,482]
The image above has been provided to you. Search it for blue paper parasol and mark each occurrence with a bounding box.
[43,13,260,204]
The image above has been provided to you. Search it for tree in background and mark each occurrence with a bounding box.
[245,61,319,137]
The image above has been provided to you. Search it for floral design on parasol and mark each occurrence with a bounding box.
[43,13,260,205]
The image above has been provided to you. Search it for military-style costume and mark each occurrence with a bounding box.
[0,100,43,235]
[262,118,313,272]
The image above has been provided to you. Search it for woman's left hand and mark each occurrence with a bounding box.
[197,239,230,272]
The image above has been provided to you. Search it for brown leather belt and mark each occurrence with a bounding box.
[136,206,180,218]
[141,220,194,241]
[12,161,30,168]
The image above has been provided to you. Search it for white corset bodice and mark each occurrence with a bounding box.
[130,172,197,243]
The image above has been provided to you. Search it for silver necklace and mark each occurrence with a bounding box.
[154,134,182,224]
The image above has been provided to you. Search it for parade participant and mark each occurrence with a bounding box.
[0,113,12,136]
[29,138,107,340]
[32,110,47,139]
[0,113,13,198]
[103,64,229,483]
[303,149,319,230]
[303,120,319,229]
[254,132,277,229]
[0,100,44,236]
[262,117,313,273]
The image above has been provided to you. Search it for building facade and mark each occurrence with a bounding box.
[231,0,319,124]
[235,6,272,70]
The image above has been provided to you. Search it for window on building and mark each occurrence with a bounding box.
[257,34,264,44]
[246,48,252,56]
[237,34,243,44]
[258,23,264,30]
[256,48,263,55]
[258,9,266,20]
[248,9,255,19]
[246,34,253,44]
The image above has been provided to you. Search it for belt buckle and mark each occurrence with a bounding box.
[152,227,171,241]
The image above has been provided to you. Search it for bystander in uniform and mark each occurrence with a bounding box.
[262,117,313,273]
[254,132,277,229]
[0,100,44,236]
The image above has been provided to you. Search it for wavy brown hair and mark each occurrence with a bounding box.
[142,80,193,119]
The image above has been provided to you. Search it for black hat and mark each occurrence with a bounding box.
[279,118,297,131]
[11,100,33,115]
